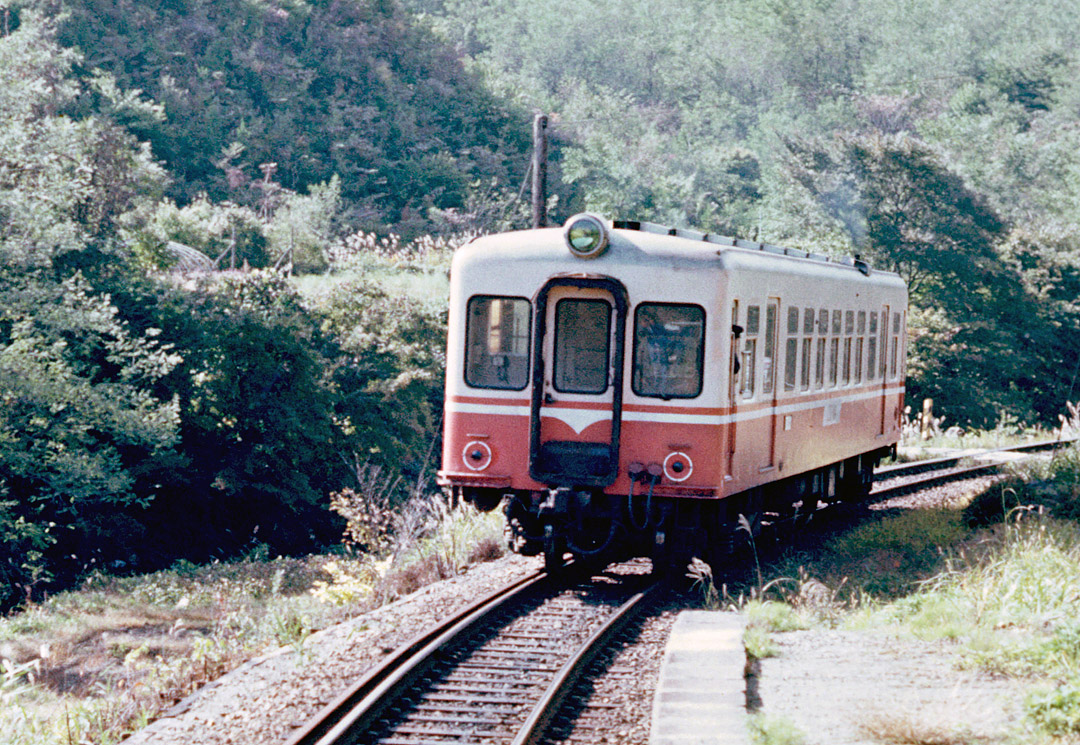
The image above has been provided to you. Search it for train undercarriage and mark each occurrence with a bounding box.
[457,448,892,573]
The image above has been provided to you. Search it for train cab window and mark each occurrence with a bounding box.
[553,298,611,394]
[633,303,705,399]
[465,296,531,390]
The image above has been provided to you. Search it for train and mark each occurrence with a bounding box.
[437,214,908,571]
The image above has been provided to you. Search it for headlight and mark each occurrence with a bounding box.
[563,213,609,259]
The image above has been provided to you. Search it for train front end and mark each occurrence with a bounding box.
[437,216,729,570]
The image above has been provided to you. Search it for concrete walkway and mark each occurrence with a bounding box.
[650,611,749,745]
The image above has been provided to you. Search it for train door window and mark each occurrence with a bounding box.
[741,305,759,399]
[465,296,531,390]
[867,311,878,381]
[763,300,778,396]
[632,303,705,399]
[553,298,611,394]
[784,307,799,392]
[815,308,827,389]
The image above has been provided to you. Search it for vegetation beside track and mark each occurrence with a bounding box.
[0,499,503,745]
[734,440,1080,743]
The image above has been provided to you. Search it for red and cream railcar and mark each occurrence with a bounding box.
[438,215,908,569]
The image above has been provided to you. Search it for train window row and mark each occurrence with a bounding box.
[464,295,706,399]
[735,301,904,401]
[465,295,903,400]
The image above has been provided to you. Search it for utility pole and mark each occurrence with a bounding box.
[531,113,548,228]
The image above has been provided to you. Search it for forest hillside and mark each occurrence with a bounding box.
[2,0,1080,608]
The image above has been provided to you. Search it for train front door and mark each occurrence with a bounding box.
[529,276,628,487]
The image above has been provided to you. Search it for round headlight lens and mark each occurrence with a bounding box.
[563,214,609,258]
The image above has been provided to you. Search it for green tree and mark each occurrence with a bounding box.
[0,11,178,608]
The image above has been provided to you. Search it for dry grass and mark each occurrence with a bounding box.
[858,711,1004,745]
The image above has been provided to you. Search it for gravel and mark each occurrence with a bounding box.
[122,554,543,745]
[754,630,1026,744]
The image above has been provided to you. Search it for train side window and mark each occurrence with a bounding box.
[803,307,815,335]
[553,298,611,394]
[867,311,878,380]
[828,310,840,387]
[465,296,531,390]
[741,305,759,399]
[842,310,853,385]
[763,300,778,396]
[890,311,902,379]
[784,307,799,392]
[879,310,888,378]
[814,308,827,389]
[800,337,812,391]
[784,337,798,392]
[632,303,705,399]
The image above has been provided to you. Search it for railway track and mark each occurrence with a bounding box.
[875,436,1074,480]
[285,562,662,745]
[870,436,1076,500]
[284,438,1075,745]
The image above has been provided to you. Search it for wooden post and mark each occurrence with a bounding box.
[531,114,548,229]
[921,398,933,441]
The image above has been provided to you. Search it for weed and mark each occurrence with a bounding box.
[1025,678,1080,736]
[686,557,721,610]
[744,600,807,633]
[743,626,777,660]
[747,713,807,745]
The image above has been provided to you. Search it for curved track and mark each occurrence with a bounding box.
[285,563,662,745]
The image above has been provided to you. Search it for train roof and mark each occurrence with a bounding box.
[454,217,906,290]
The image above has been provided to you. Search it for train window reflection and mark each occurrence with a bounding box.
[465,296,531,390]
[633,303,705,399]
[554,298,611,394]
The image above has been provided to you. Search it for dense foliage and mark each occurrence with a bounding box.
[4,0,1080,608]
[45,0,530,233]
[409,0,1080,426]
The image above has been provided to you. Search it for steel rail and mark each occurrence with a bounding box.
[871,462,1004,502]
[875,436,1076,481]
[282,568,550,745]
[511,581,663,745]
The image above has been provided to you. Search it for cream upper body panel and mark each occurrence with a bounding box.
[447,226,907,408]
